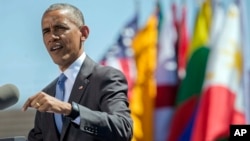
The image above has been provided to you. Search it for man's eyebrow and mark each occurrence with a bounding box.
[42,23,67,30]
[54,23,71,30]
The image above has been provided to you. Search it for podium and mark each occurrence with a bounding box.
[0,136,26,141]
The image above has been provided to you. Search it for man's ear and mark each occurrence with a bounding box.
[80,25,89,41]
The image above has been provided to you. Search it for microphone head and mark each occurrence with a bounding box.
[0,84,19,110]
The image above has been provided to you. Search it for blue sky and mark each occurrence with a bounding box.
[1,0,244,109]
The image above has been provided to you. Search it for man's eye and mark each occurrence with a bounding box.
[42,30,49,35]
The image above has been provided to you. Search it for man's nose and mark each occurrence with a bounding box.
[51,32,59,39]
[48,32,60,42]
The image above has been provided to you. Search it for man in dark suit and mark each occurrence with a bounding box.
[22,3,133,141]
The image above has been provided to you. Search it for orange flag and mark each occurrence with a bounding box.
[130,7,158,141]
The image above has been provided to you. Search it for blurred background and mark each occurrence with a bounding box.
[0,0,250,141]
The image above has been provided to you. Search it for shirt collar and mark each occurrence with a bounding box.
[61,52,86,83]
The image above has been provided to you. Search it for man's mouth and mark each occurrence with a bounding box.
[50,45,63,51]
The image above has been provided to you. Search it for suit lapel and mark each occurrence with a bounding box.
[60,56,96,139]
[68,55,95,103]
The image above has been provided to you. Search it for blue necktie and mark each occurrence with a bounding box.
[54,73,67,133]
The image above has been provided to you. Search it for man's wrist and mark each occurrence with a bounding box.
[67,101,80,119]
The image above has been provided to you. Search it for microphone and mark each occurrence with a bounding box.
[0,84,19,110]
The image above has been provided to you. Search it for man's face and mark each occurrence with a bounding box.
[41,9,87,71]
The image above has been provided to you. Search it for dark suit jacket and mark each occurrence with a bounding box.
[28,56,133,141]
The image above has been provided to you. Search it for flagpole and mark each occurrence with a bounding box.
[134,0,140,14]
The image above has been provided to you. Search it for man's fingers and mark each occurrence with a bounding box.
[22,92,63,113]
[22,98,32,111]
[22,93,40,111]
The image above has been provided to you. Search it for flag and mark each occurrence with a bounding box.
[191,3,246,140]
[154,1,178,141]
[177,4,189,80]
[208,2,226,49]
[167,1,212,140]
[130,7,158,141]
[100,14,138,99]
[167,47,209,141]
[187,0,212,58]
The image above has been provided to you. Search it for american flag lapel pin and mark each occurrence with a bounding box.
[78,85,84,90]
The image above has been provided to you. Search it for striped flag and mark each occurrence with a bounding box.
[167,1,212,140]
[100,14,138,99]
[187,0,212,58]
[154,1,178,141]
